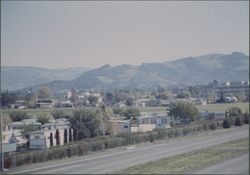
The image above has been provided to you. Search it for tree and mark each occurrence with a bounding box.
[88,95,98,106]
[27,94,37,108]
[9,111,30,121]
[70,88,79,106]
[212,80,218,86]
[37,114,50,125]
[168,101,199,123]
[207,91,217,104]
[2,115,12,128]
[217,88,225,103]
[123,107,140,120]
[125,98,133,106]
[55,129,60,146]
[64,129,68,144]
[227,107,242,117]
[51,110,67,119]
[99,105,116,136]
[176,92,191,99]
[69,109,102,140]
[106,92,113,101]
[1,90,17,107]
[37,86,52,99]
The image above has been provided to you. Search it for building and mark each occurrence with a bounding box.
[54,100,74,108]
[29,118,72,149]
[200,111,226,120]
[12,118,42,129]
[110,114,171,135]
[215,81,249,100]
[2,125,17,154]
[36,99,54,108]
[2,125,15,144]
[112,101,126,108]
[108,119,131,135]
[131,115,171,132]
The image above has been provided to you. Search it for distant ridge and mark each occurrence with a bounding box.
[1,66,91,91]
[2,52,249,92]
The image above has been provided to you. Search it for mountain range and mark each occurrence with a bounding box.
[1,66,90,91]
[2,52,249,92]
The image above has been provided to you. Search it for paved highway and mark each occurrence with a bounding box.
[6,126,249,174]
[193,154,249,174]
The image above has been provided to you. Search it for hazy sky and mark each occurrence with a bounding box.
[1,1,249,69]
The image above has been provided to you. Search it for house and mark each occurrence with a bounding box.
[112,101,126,108]
[200,111,226,120]
[134,98,151,108]
[131,115,171,133]
[9,100,27,109]
[145,99,159,107]
[36,99,54,108]
[2,125,15,144]
[108,119,131,135]
[158,99,171,107]
[190,98,207,105]
[2,125,17,153]
[54,100,74,108]
[110,114,171,134]
[12,118,42,130]
[29,118,72,149]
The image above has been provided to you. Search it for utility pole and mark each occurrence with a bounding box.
[0,100,5,171]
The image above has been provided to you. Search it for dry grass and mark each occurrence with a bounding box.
[115,137,249,174]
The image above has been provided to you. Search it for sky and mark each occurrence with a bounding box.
[1,1,249,69]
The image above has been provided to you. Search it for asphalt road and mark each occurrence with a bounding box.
[6,126,249,174]
[193,154,249,174]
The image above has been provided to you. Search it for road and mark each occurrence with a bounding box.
[193,154,249,174]
[6,126,249,174]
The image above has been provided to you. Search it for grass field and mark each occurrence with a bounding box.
[115,137,249,174]
[1,102,249,118]
[196,102,249,113]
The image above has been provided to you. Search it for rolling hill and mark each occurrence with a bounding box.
[1,66,90,91]
[69,52,248,91]
[3,52,249,92]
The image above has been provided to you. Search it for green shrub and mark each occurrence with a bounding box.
[174,129,182,137]
[51,110,67,119]
[227,107,242,117]
[104,138,123,149]
[243,112,249,124]
[154,128,167,139]
[202,123,208,130]
[167,130,175,138]
[223,118,231,128]
[9,111,30,121]
[209,122,217,130]
[234,116,243,126]
[149,133,155,143]
[90,141,105,152]
[182,128,190,136]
